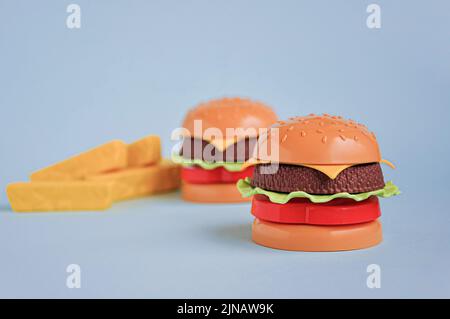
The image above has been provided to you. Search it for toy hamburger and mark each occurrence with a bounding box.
[175,97,278,203]
[237,114,400,251]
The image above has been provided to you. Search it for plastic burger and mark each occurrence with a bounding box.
[237,114,400,251]
[174,97,278,203]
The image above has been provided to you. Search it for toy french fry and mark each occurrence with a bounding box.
[30,140,127,181]
[6,181,113,212]
[128,135,161,167]
[87,159,180,201]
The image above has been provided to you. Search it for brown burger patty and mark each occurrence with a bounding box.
[180,137,257,162]
[251,163,385,194]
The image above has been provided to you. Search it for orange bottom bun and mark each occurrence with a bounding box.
[252,218,382,252]
[181,182,251,203]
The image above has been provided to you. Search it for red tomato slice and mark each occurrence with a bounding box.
[251,195,380,225]
[181,166,254,184]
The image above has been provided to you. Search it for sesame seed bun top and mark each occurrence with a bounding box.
[257,114,382,165]
[182,97,278,140]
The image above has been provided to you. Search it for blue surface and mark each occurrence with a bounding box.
[0,0,449,298]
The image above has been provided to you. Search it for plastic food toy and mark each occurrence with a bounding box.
[237,114,400,251]
[175,97,278,203]
[7,135,181,212]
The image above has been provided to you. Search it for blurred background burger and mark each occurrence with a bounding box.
[174,97,277,203]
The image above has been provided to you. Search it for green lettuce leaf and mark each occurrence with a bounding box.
[171,154,246,172]
[237,177,400,204]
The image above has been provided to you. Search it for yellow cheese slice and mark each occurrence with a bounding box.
[87,159,181,201]
[380,158,396,169]
[241,158,396,179]
[300,164,353,179]
[30,140,128,181]
[241,159,349,179]
[204,137,240,152]
[6,181,113,212]
[128,135,161,167]
[183,135,251,152]
[240,158,268,169]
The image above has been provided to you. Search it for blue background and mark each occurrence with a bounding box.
[0,0,449,298]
